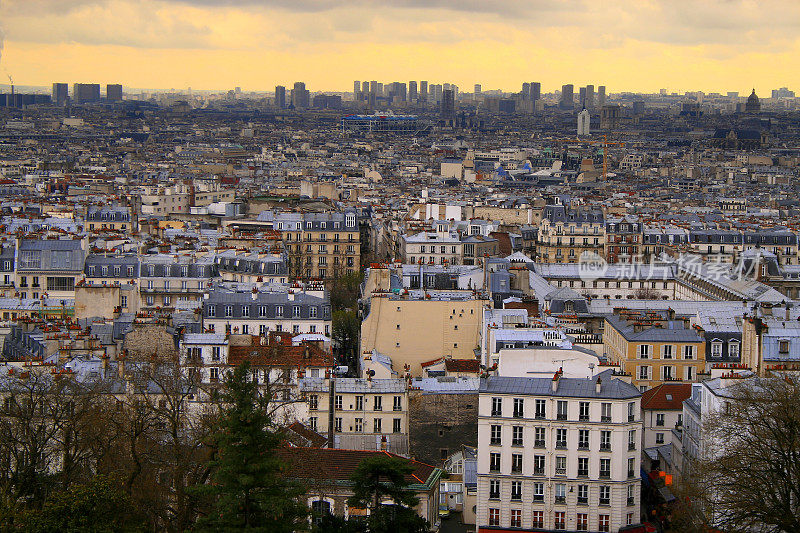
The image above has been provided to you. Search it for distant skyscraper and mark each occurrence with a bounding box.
[579,86,587,109]
[522,82,531,99]
[291,81,309,108]
[275,85,286,108]
[586,84,595,110]
[531,82,541,102]
[441,89,455,120]
[420,81,428,102]
[474,84,482,95]
[577,108,590,136]
[52,83,68,106]
[560,84,574,109]
[409,81,418,102]
[106,84,123,102]
[72,83,101,104]
[598,86,606,108]
[369,81,378,95]
[354,80,360,95]
[362,81,369,94]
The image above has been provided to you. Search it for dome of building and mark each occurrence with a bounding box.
[745,88,761,113]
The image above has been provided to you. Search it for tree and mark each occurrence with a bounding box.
[685,375,800,532]
[333,309,360,370]
[329,270,363,312]
[20,474,146,533]
[347,455,427,533]
[193,361,307,532]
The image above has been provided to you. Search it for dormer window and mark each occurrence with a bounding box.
[779,339,790,354]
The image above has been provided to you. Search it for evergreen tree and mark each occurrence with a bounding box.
[194,362,307,532]
[347,455,428,533]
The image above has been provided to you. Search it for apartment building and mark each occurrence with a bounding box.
[401,223,463,266]
[477,370,642,532]
[203,285,332,337]
[267,209,359,280]
[299,376,409,455]
[604,216,642,264]
[140,254,216,311]
[360,291,486,376]
[16,238,86,300]
[640,382,691,449]
[603,311,706,391]
[536,205,604,264]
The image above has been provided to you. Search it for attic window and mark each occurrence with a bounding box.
[779,340,790,354]
[665,394,673,401]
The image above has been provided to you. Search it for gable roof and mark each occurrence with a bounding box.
[640,382,692,410]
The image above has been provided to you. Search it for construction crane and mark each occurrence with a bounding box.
[550,134,625,180]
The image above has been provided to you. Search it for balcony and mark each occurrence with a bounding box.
[534,440,546,448]
[554,496,566,504]
[557,414,567,421]
[555,467,566,475]
[600,444,611,452]
[578,415,590,422]
[490,438,501,446]
[578,443,589,450]
[599,471,611,479]
[555,442,567,449]
[628,443,636,451]
[600,498,610,506]
[491,410,502,417]
[577,497,588,505]
[601,415,612,423]
[627,497,635,506]
[533,468,545,476]
[628,415,636,422]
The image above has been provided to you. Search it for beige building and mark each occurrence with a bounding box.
[360,292,486,376]
[603,311,706,391]
[536,205,605,264]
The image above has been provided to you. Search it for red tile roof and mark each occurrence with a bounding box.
[228,335,333,368]
[641,383,692,411]
[286,422,328,448]
[279,448,437,488]
[444,359,480,373]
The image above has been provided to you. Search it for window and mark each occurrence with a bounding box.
[489,453,500,473]
[599,486,610,505]
[354,418,363,432]
[511,453,522,473]
[533,482,544,502]
[555,483,566,504]
[121,295,127,308]
[224,305,233,318]
[488,508,499,526]
[393,418,401,433]
[663,344,673,359]
[579,401,590,421]
[628,402,636,422]
[729,340,740,358]
[393,395,402,411]
[639,344,650,359]
[628,484,636,505]
[490,425,502,445]
[491,397,502,417]
[656,432,665,444]
[533,455,545,475]
[311,500,331,525]
[335,395,342,410]
[310,306,318,318]
[639,365,651,380]
[374,396,382,411]
[578,457,589,477]
[513,397,524,417]
[373,418,382,433]
[512,426,523,446]
[711,341,722,358]
[276,305,283,316]
[628,457,636,478]
[554,511,565,530]
[532,511,544,528]
[577,513,588,531]
[578,429,589,449]
[309,395,318,410]
[355,395,364,410]
[656,413,665,426]
[686,366,695,381]
[534,427,546,447]
[599,514,610,532]
[601,402,611,422]
[535,399,546,419]
[577,484,588,504]
[241,305,250,317]
[309,417,317,431]
[662,365,674,380]
[599,458,611,479]
[209,367,219,382]
[555,428,567,448]
[627,512,634,525]
[555,456,566,475]
[629,429,637,450]
[557,400,568,420]
[511,481,522,501]
[683,345,695,359]
[334,417,342,432]
[292,306,301,318]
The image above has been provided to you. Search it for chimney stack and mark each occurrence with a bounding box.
[551,368,563,392]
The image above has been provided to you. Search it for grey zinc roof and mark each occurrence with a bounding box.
[480,370,640,400]
[300,377,407,393]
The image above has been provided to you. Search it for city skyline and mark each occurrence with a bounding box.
[1,0,799,93]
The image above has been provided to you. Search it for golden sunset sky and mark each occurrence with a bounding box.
[0,0,798,94]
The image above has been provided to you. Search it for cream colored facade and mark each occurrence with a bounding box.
[603,318,706,391]
[360,294,486,376]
